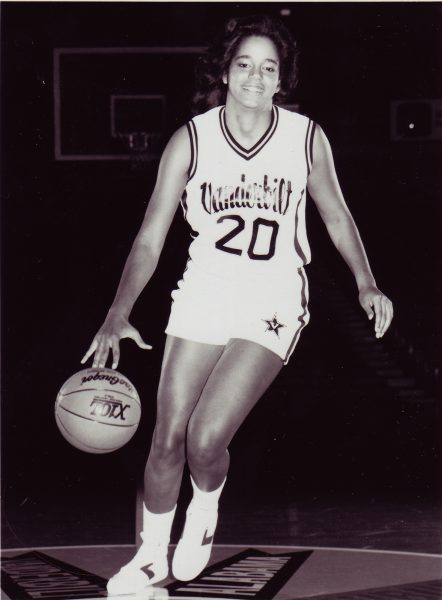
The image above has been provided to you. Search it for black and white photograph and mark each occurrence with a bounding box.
[1,2,441,599]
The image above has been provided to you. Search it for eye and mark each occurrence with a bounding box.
[263,65,276,73]
[238,61,251,69]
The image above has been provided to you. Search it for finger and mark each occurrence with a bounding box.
[375,296,391,338]
[377,297,392,337]
[81,338,98,364]
[91,336,102,368]
[375,296,386,337]
[378,296,387,337]
[372,295,383,337]
[93,336,111,369]
[366,304,375,321]
[129,329,152,350]
[360,296,374,320]
[110,336,121,370]
[380,299,394,336]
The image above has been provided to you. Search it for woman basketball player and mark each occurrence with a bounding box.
[82,14,393,595]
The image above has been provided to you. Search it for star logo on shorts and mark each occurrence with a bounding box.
[263,314,286,337]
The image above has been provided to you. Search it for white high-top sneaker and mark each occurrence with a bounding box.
[172,476,225,581]
[107,504,176,595]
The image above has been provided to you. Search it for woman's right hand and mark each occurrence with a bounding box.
[80,313,152,370]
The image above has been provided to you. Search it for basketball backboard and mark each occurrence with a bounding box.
[53,47,205,161]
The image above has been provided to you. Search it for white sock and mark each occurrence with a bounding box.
[142,503,176,545]
[189,475,226,509]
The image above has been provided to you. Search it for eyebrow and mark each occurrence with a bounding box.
[235,54,279,65]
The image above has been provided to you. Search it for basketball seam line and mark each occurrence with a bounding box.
[60,387,141,405]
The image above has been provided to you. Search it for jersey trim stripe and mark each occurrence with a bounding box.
[180,191,198,239]
[294,189,308,265]
[305,119,316,175]
[186,120,198,181]
[284,268,309,364]
[219,105,279,160]
[180,190,189,221]
[309,121,316,168]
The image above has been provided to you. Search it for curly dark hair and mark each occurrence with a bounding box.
[192,14,299,115]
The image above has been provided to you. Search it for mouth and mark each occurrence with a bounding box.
[243,85,264,94]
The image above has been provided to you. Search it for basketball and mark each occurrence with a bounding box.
[55,368,141,454]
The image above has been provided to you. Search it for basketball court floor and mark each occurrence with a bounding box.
[3,493,442,600]
[2,542,442,599]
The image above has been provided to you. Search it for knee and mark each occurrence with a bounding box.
[186,429,226,471]
[150,426,186,466]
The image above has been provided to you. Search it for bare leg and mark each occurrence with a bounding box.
[186,338,283,491]
[144,335,224,512]
[108,336,225,594]
[171,339,283,582]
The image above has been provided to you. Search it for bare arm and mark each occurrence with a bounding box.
[81,125,191,368]
[307,125,393,337]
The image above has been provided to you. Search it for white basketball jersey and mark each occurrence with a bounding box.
[181,105,315,282]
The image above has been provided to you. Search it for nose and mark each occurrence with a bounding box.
[249,66,262,79]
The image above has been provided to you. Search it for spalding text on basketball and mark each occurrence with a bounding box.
[90,398,130,420]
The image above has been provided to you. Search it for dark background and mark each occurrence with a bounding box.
[2,2,441,549]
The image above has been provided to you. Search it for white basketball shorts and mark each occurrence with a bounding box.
[165,260,310,365]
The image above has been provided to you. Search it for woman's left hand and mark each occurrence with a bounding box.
[358,286,394,338]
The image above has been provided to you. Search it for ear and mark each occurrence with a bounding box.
[276,80,281,93]
[222,73,228,85]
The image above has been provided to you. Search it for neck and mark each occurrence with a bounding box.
[224,100,273,146]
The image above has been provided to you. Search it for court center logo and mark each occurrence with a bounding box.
[1,551,107,599]
[167,547,313,599]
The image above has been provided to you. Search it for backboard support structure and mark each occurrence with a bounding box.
[110,94,166,163]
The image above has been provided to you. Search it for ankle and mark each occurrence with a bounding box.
[141,503,176,544]
[189,475,226,509]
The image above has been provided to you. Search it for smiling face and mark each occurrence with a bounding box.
[223,35,281,111]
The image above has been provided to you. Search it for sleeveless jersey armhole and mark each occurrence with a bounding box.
[186,120,198,181]
[305,119,317,176]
